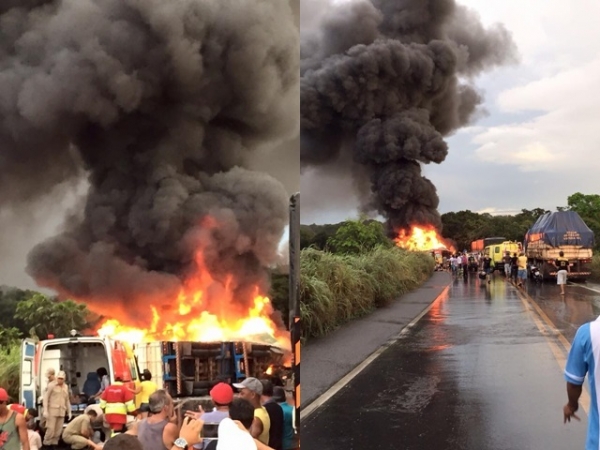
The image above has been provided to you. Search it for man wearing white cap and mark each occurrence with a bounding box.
[42,370,71,449]
[233,378,270,446]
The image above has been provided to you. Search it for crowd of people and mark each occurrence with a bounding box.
[433,247,572,292]
[433,252,478,275]
[0,366,298,450]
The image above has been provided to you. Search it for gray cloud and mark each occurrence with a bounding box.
[0,0,298,322]
[301,0,517,233]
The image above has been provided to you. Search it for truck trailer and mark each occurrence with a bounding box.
[524,211,594,280]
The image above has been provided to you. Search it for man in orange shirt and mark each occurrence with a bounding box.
[99,377,136,436]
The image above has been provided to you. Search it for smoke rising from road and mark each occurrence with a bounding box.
[301,0,517,233]
[0,0,298,323]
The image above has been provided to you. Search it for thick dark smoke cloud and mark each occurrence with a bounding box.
[0,0,298,324]
[301,0,517,234]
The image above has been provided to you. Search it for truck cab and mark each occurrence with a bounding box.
[485,241,522,273]
[20,333,140,418]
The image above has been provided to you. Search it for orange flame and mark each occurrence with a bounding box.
[96,248,290,352]
[394,225,456,252]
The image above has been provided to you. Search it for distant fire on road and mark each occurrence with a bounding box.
[394,225,456,253]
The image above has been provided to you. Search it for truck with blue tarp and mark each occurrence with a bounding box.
[524,211,594,280]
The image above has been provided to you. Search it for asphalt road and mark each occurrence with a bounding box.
[302,273,598,450]
[302,272,450,408]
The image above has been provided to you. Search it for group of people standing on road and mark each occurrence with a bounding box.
[497,251,528,287]
[443,248,571,295]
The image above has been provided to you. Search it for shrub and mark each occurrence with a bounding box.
[0,343,21,401]
[300,246,434,340]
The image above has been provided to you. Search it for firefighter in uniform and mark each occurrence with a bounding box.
[99,377,136,436]
[42,370,71,449]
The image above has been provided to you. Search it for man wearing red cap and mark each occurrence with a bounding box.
[185,382,233,450]
[0,388,30,450]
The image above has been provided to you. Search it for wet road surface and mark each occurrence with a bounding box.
[303,274,599,450]
[302,272,450,409]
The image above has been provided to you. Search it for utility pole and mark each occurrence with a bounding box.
[289,192,301,442]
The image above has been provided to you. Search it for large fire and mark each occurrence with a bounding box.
[96,250,290,351]
[394,225,456,252]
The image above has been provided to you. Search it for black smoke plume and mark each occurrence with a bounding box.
[301,0,517,234]
[0,0,298,325]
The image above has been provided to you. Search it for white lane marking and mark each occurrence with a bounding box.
[570,282,600,295]
[301,285,451,421]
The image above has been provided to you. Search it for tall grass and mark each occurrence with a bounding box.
[301,246,434,340]
[591,255,600,282]
[0,343,21,401]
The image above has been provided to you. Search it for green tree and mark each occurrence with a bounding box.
[299,223,344,250]
[269,271,289,329]
[441,210,494,250]
[15,293,91,339]
[300,227,316,250]
[0,326,22,348]
[567,193,600,250]
[327,218,392,254]
[0,286,37,335]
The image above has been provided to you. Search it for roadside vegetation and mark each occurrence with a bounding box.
[300,218,435,341]
[0,342,21,401]
[0,288,92,402]
[591,255,600,282]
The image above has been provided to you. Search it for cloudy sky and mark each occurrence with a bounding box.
[301,0,600,224]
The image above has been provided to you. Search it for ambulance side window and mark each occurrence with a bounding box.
[128,358,138,381]
[22,361,32,385]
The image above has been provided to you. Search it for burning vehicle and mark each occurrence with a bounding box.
[20,332,290,419]
[4,0,300,420]
[394,225,456,253]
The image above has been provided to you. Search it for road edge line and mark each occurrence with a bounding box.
[569,282,600,295]
[300,284,450,421]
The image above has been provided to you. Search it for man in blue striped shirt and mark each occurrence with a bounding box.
[564,318,600,449]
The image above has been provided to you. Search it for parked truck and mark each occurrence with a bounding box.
[20,332,289,420]
[471,237,506,253]
[524,211,594,280]
[483,241,523,273]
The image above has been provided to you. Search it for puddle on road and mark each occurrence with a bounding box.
[363,375,441,414]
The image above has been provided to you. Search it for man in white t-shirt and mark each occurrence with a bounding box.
[216,398,275,450]
[449,256,456,273]
[217,398,256,450]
